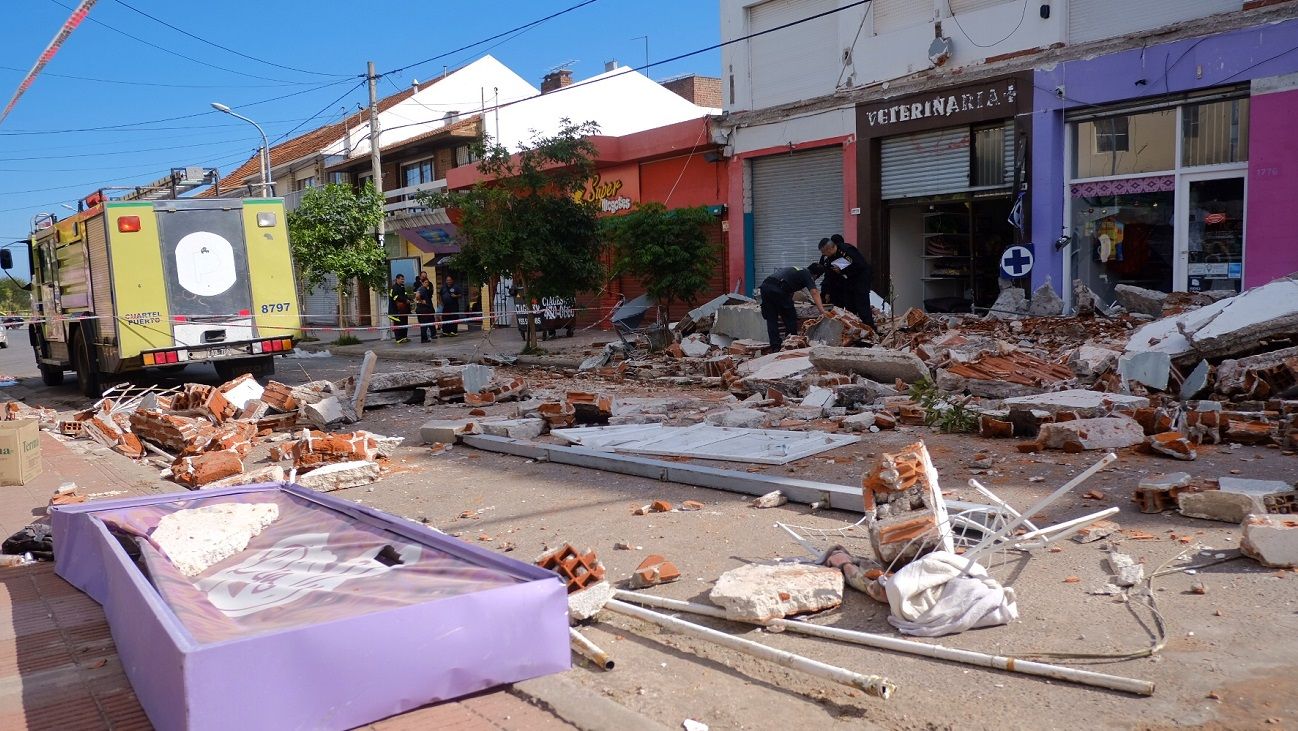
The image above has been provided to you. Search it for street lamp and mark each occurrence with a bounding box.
[211,102,272,197]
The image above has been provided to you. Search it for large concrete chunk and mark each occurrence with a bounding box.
[1118,351,1172,391]
[709,562,844,623]
[809,346,928,383]
[152,503,279,576]
[367,368,451,392]
[1001,389,1148,418]
[712,304,768,342]
[296,460,380,492]
[480,418,546,441]
[1178,478,1297,523]
[1038,417,1146,451]
[1028,282,1064,317]
[419,419,481,444]
[1069,345,1121,381]
[1241,514,1298,568]
[1185,276,1298,359]
[302,396,359,430]
[1114,284,1168,318]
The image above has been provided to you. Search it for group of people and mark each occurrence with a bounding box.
[759,233,875,349]
[387,271,466,344]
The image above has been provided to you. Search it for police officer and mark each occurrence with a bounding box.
[388,273,410,344]
[818,233,876,329]
[439,274,462,337]
[758,263,826,350]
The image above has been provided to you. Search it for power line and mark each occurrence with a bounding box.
[267,79,368,145]
[47,0,322,84]
[0,147,254,198]
[108,0,352,79]
[0,77,355,135]
[371,1,876,142]
[381,0,603,77]
[0,63,318,89]
[945,0,1030,49]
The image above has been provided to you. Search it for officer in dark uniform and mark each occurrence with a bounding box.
[388,273,410,344]
[758,263,826,350]
[818,233,876,329]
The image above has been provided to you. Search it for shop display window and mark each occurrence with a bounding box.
[1069,184,1175,303]
[1072,109,1175,178]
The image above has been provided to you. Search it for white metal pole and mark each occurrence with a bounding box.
[612,591,1154,697]
[569,628,614,671]
[604,599,896,699]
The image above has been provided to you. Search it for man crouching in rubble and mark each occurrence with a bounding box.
[759,263,826,350]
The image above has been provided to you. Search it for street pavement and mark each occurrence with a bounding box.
[0,335,580,731]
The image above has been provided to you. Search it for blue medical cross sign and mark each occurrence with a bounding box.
[1000,245,1033,278]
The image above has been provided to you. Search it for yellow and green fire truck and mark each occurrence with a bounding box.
[11,173,302,396]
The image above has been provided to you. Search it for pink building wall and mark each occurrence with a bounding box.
[1245,82,1298,288]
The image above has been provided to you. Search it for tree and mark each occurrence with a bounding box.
[423,119,605,350]
[601,203,719,318]
[286,182,386,325]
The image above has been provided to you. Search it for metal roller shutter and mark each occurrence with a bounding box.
[881,127,972,199]
[752,147,843,284]
[873,0,932,34]
[747,0,839,108]
[86,216,117,343]
[1067,0,1241,45]
[302,273,339,326]
[949,0,1014,13]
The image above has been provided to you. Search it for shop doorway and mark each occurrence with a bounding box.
[886,195,1014,314]
[1179,173,1246,293]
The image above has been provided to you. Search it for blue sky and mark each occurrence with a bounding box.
[0,0,721,277]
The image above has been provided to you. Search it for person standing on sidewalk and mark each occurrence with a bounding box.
[758,263,826,350]
[389,274,411,344]
[439,274,462,337]
[414,273,437,343]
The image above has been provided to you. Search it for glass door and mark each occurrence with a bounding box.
[1179,172,1246,293]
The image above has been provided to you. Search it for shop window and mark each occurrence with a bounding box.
[972,123,1010,188]
[1094,117,1128,153]
[1182,97,1249,167]
[401,159,435,188]
[1069,183,1175,304]
[1073,109,1175,178]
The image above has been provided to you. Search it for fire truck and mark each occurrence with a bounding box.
[7,168,302,396]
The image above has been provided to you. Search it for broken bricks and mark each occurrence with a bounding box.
[630,554,682,588]
[861,442,954,567]
[170,451,243,489]
[537,544,606,594]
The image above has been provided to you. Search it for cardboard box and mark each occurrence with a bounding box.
[0,419,41,485]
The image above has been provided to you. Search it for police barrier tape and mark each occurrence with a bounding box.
[0,301,621,334]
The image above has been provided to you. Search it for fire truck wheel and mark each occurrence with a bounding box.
[38,364,64,387]
[72,330,101,398]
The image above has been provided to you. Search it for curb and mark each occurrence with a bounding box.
[512,673,668,731]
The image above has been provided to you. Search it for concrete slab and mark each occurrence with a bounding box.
[1000,389,1148,418]
[1119,351,1172,391]
[1178,478,1296,523]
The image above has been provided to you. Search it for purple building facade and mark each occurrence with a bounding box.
[1031,19,1298,304]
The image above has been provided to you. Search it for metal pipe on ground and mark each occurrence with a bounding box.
[569,628,614,671]
[603,599,896,700]
[612,591,1154,697]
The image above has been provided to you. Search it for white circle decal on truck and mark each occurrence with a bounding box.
[174,230,237,296]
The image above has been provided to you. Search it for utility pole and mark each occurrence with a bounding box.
[367,61,384,248]
[367,61,387,338]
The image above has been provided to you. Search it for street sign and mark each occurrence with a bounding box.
[1000,245,1034,279]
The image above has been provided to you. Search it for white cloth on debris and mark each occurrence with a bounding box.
[883,550,1018,637]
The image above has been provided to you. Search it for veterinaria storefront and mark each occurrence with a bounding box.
[856,73,1033,314]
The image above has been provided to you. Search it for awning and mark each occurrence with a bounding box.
[398,225,461,255]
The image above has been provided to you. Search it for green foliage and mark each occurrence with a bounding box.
[0,276,30,315]
[333,334,361,346]
[602,203,718,315]
[422,119,605,305]
[908,377,977,434]
[287,182,387,292]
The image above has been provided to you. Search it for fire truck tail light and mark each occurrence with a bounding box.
[117,216,141,233]
[143,353,155,366]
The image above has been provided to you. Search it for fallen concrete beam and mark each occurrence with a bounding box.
[462,434,866,511]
